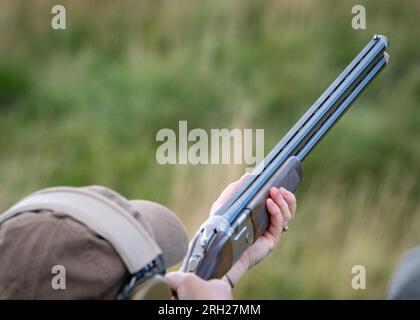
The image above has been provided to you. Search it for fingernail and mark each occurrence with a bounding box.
[281,188,291,197]
[270,187,279,195]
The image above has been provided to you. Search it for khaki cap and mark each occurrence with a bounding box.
[0,185,188,299]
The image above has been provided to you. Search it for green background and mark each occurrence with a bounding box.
[1,0,419,298]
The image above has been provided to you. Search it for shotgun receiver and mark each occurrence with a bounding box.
[182,35,389,280]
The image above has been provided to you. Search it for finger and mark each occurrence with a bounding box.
[266,195,283,228]
[280,187,297,218]
[266,198,285,241]
[165,272,186,291]
[270,187,292,223]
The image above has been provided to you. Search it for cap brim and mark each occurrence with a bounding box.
[129,200,188,268]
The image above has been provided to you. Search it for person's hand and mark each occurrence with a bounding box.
[166,175,296,300]
[165,272,233,300]
[210,174,297,286]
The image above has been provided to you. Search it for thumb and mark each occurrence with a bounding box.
[211,173,249,215]
[165,271,186,291]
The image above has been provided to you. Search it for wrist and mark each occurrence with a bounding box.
[227,254,250,285]
[223,273,235,289]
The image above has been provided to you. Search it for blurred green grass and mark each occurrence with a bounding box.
[0,0,420,299]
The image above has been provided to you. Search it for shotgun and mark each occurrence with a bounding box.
[182,35,389,280]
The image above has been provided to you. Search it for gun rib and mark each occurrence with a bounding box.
[263,36,380,167]
[214,35,389,223]
[297,56,388,160]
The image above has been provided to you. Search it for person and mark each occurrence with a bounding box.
[0,175,296,299]
[0,185,190,299]
[166,174,297,299]
[388,245,420,299]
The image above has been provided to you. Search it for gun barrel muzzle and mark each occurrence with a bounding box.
[214,35,389,224]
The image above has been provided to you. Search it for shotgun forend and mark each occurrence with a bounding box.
[182,35,389,280]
